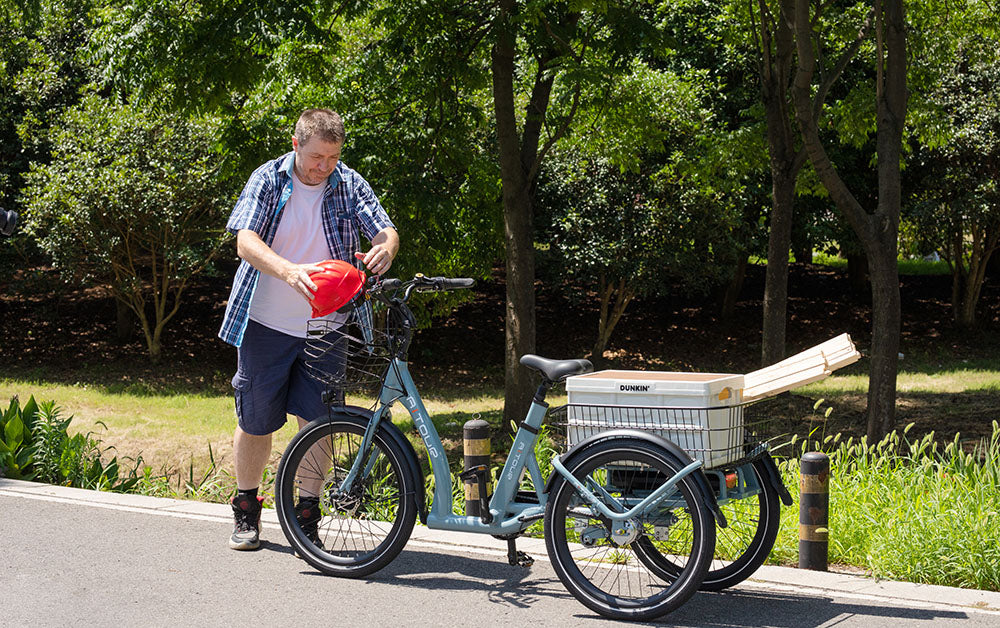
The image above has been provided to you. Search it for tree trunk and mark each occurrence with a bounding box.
[761,175,795,366]
[869,0,907,439]
[951,225,998,329]
[756,0,806,367]
[590,274,634,371]
[720,255,748,322]
[866,246,901,440]
[792,0,907,440]
[492,2,556,424]
[114,297,135,343]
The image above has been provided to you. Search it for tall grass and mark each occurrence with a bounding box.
[771,422,1000,591]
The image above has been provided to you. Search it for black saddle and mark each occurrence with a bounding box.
[519,354,594,383]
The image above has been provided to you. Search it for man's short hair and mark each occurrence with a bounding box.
[294,109,345,147]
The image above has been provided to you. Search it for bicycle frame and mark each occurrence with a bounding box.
[336,351,705,537]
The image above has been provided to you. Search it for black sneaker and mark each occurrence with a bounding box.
[230,495,263,551]
[295,497,323,549]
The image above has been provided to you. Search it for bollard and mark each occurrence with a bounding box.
[463,418,491,517]
[799,451,829,571]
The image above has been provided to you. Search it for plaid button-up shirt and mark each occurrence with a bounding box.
[218,152,395,347]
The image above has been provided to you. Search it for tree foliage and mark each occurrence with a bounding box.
[22,95,234,359]
[535,55,745,366]
[1,0,96,217]
[2,0,997,405]
[904,32,1000,328]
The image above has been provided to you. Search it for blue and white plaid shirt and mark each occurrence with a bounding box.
[218,151,395,347]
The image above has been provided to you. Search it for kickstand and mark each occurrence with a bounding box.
[506,537,534,568]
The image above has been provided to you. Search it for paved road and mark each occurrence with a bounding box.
[2,480,999,627]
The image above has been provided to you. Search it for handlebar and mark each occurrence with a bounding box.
[370,274,475,301]
[363,274,475,360]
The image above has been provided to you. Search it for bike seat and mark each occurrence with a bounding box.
[519,354,594,382]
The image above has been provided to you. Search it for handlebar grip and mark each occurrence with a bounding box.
[435,277,475,291]
[379,277,403,290]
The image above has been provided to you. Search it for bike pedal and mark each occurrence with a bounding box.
[505,538,534,568]
[512,551,534,568]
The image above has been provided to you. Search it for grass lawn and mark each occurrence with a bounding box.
[0,378,521,483]
[5,359,998,485]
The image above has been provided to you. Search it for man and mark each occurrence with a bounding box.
[218,108,399,550]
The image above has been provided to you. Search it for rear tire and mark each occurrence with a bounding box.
[544,438,715,621]
[632,457,781,591]
[275,417,416,578]
[701,458,781,590]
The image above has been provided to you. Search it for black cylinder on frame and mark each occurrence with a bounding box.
[799,451,829,571]
[463,418,491,517]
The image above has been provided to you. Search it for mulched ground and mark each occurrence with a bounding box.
[2,259,998,445]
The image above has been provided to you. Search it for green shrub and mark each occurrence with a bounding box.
[1,395,143,492]
[0,396,39,479]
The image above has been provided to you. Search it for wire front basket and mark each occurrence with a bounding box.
[549,399,779,470]
[304,315,393,407]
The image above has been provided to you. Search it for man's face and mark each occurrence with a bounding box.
[292,136,342,186]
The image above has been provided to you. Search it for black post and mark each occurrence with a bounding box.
[799,452,829,570]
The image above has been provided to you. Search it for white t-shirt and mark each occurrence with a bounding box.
[249,171,348,337]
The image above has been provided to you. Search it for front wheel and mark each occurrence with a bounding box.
[544,438,716,621]
[275,417,417,578]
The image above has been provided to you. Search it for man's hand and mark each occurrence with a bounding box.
[354,246,393,276]
[237,230,324,302]
[355,227,399,276]
[283,262,326,301]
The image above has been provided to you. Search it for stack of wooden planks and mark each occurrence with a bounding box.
[742,333,861,402]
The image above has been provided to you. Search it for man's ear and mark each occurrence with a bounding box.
[291,136,299,151]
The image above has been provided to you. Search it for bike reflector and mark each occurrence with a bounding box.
[308,259,366,318]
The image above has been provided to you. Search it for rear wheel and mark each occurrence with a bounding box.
[275,417,416,578]
[702,458,781,590]
[544,438,715,621]
[632,457,781,591]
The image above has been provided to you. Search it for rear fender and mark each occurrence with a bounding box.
[758,453,794,506]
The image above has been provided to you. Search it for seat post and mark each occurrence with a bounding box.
[533,381,553,405]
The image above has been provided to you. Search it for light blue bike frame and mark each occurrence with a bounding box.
[338,356,704,536]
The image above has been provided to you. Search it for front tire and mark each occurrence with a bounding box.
[544,438,715,621]
[275,417,416,578]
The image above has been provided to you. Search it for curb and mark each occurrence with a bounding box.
[3,477,999,616]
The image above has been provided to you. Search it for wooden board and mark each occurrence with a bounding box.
[742,333,861,402]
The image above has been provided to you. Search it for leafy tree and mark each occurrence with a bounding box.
[903,10,1000,329]
[22,94,234,360]
[91,0,504,323]
[1,0,96,254]
[337,0,686,421]
[489,1,692,420]
[739,0,876,365]
[535,53,747,367]
[746,0,808,365]
[300,2,503,320]
[538,151,741,369]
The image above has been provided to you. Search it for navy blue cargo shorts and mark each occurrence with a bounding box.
[232,320,345,436]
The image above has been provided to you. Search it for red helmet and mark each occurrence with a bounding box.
[308,259,366,318]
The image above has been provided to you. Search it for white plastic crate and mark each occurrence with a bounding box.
[565,370,746,468]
